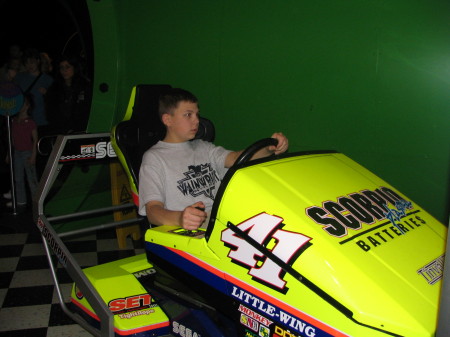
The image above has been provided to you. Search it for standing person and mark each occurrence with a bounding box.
[6,44,23,62]
[14,48,53,129]
[40,52,53,75]
[15,48,53,178]
[46,55,91,134]
[5,94,38,208]
[0,44,25,79]
[0,57,22,82]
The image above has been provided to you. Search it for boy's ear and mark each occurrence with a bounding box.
[161,113,171,126]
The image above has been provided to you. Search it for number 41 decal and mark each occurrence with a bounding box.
[221,213,312,292]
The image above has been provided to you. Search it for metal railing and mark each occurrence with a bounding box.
[32,133,144,337]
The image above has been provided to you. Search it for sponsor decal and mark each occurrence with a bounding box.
[383,199,413,233]
[274,325,316,337]
[259,324,270,337]
[241,314,259,332]
[81,144,95,157]
[231,286,317,337]
[37,217,68,267]
[108,294,152,314]
[133,268,156,278]
[305,186,430,251]
[306,186,412,238]
[239,304,273,327]
[222,213,311,291]
[238,303,272,334]
[172,321,201,337]
[417,255,445,285]
[118,307,156,319]
[60,140,117,162]
[95,141,117,159]
[348,215,426,252]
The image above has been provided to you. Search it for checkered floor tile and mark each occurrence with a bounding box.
[0,203,146,337]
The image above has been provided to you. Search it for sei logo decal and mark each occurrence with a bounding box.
[222,213,311,291]
[108,294,151,314]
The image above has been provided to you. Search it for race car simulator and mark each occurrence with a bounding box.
[34,84,447,337]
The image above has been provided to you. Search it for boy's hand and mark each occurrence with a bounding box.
[180,201,207,230]
[269,132,289,155]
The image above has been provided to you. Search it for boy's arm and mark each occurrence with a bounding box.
[145,200,207,230]
[224,132,288,168]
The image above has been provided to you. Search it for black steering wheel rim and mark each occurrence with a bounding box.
[234,137,279,166]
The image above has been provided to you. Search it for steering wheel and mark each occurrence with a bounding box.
[234,138,279,166]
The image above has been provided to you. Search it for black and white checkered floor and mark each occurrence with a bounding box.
[0,202,145,337]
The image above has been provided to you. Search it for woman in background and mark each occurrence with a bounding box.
[46,55,91,134]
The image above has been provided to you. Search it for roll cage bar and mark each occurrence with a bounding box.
[33,133,145,337]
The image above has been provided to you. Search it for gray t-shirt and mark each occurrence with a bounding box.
[138,139,231,216]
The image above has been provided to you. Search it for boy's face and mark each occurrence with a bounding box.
[163,101,200,143]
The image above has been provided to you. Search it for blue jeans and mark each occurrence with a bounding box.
[13,150,38,205]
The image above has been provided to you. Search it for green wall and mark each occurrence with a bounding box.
[87,0,450,223]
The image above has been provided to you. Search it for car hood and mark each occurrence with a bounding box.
[214,152,446,336]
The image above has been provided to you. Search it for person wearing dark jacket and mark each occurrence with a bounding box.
[46,55,91,134]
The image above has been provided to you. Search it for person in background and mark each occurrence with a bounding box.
[4,94,38,208]
[0,57,22,82]
[14,48,54,179]
[46,54,91,134]
[40,52,53,75]
[7,44,23,61]
[14,48,53,129]
[0,45,24,82]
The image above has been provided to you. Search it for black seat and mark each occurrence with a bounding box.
[112,84,215,205]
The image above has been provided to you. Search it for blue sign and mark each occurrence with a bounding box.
[0,81,23,116]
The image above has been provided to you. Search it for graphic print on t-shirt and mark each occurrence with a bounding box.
[177,163,220,200]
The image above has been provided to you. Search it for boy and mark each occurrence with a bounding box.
[138,88,288,230]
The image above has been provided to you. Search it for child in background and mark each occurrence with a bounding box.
[6,94,38,208]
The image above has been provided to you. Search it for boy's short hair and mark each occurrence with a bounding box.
[158,88,198,118]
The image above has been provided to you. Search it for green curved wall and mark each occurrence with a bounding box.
[87,0,450,223]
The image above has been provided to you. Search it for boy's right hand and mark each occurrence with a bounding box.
[180,201,207,230]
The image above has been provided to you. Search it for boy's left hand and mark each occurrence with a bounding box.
[269,132,289,155]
